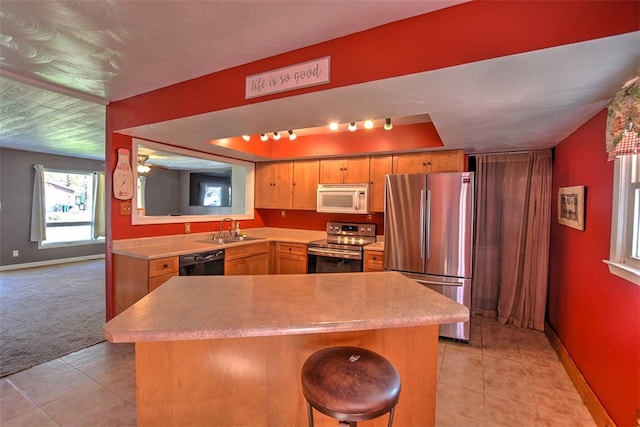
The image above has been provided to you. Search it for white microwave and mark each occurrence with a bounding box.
[316,184,369,214]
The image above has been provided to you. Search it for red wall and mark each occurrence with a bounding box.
[549,110,640,427]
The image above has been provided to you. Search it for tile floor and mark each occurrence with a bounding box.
[1,316,595,427]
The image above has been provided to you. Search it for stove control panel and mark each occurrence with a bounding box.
[326,222,376,238]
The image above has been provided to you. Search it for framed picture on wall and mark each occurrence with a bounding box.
[557,185,585,230]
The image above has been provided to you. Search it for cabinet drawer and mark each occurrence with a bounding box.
[277,242,307,257]
[225,241,270,261]
[364,251,384,272]
[149,256,178,277]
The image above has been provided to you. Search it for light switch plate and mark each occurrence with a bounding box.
[184,222,191,233]
[120,202,132,216]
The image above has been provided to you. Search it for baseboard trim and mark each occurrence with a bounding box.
[544,322,617,427]
[0,254,105,271]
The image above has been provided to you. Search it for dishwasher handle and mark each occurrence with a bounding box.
[179,250,225,266]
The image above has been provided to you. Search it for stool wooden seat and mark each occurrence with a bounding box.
[301,346,401,427]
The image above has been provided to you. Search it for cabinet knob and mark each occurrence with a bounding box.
[163,263,168,268]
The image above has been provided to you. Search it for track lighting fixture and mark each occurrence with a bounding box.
[260,133,268,141]
[384,118,393,131]
[364,120,373,129]
[273,131,281,140]
[288,130,297,140]
[329,122,339,131]
[242,134,251,141]
[348,122,357,131]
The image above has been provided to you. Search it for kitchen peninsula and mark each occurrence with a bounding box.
[104,271,468,427]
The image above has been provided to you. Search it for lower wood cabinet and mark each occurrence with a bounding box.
[114,255,178,315]
[275,242,308,274]
[363,250,384,272]
[224,242,270,275]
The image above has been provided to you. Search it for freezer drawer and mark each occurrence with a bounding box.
[408,274,471,341]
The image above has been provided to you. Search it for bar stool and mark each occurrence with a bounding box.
[301,346,401,427]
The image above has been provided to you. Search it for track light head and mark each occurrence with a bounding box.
[384,118,393,130]
[348,122,357,131]
[288,130,297,140]
[242,135,251,141]
[260,133,268,141]
[273,131,281,140]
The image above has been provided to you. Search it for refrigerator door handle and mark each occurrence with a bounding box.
[426,189,431,260]
[420,189,425,260]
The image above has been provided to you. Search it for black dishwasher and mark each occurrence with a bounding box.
[179,250,225,276]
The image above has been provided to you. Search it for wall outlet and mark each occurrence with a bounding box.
[281,210,286,217]
[184,222,191,233]
[12,250,19,257]
[120,202,132,216]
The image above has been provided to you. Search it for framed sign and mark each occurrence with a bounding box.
[558,186,585,230]
[245,56,330,99]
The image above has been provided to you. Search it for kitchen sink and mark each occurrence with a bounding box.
[204,236,265,245]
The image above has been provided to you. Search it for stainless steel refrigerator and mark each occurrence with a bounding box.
[384,172,474,341]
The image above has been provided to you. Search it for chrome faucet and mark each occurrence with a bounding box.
[217,218,235,239]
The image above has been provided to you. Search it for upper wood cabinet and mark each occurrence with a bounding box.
[368,155,392,213]
[392,150,465,174]
[255,162,293,209]
[319,157,370,184]
[292,160,319,210]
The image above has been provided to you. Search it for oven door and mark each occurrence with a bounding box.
[307,247,363,273]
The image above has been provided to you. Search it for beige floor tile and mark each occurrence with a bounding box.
[40,380,122,425]
[485,394,538,427]
[483,356,534,404]
[436,382,485,422]
[5,360,97,407]
[60,342,122,369]
[0,382,38,424]
[76,353,137,405]
[436,406,484,427]
[62,398,137,427]
[1,407,58,427]
[442,344,484,371]
[439,361,485,393]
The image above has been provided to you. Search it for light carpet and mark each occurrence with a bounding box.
[0,259,105,377]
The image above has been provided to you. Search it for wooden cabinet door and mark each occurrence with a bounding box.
[255,163,276,208]
[392,152,432,174]
[292,160,319,210]
[320,157,370,183]
[247,253,270,275]
[343,157,370,183]
[319,158,345,183]
[224,257,248,275]
[369,155,392,212]
[364,250,384,272]
[430,150,465,173]
[275,242,308,274]
[255,162,293,208]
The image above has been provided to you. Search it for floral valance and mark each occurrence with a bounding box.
[606,78,639,161]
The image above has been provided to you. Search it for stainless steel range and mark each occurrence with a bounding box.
[307,222,377,273]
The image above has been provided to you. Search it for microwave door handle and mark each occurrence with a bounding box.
[420,190,425,260]
[356,191,361,211]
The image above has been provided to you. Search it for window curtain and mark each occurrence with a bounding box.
[29,164,46,242]
[472,150,552,331]
[92,172,106,239]
[606,78,639,160]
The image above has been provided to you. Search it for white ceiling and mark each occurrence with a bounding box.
[0,0,638,162]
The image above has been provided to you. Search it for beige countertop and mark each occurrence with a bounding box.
[104,271,468,343]
[364,241,385,251]
[112,227,327,259]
